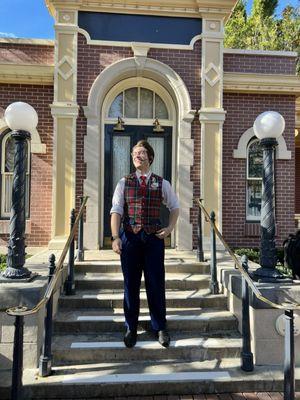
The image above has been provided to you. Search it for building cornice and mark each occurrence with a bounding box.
[0,38,54,46]
[0,63,54,85]
[224,72,300,96]
[46,0,237,17]
[224,48,298,58]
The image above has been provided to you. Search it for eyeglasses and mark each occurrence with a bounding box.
[132,150,148,157]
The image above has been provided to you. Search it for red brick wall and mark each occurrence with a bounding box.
[0,43,54,65]
[148,41,201,110]
[224,53,296,75]
[296,147,300,214]
[0,83,54,246]
[191,118,201,248]
[76,34,202,243]
[223,93,295,249]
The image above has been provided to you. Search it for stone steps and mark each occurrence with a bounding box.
[1,359,298,399]
[1,255,247,399]
[58,288,227,309]
[52,333,242,364]
[75,260,210,274]
[75,272,211,290]
[53,308,237,334]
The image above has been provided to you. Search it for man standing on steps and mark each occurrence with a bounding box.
[110,140,179,348]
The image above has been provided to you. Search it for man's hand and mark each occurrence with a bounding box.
[155,227,171,239]
[112,238,122,254]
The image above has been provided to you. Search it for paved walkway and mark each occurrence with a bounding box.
[38,394,298,399]
[110,394,296,399]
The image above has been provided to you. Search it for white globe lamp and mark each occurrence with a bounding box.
[253,111,285,140]
[4,102,38,133]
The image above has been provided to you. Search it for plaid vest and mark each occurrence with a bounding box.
[123,173,163,234]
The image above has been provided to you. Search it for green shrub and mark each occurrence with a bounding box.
[235,248,260,263]
[0,254,6,271]
[234,247,293,278]
[0,254,31,272]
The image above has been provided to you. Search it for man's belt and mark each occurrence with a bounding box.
[124,224,161,234]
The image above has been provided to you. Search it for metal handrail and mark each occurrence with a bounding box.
[197,198,300,310]
[6,196,89,317]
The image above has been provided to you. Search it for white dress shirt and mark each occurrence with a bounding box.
[110,170,179,217]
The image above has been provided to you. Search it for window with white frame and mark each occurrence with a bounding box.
[1,130,30,218]
[108,87,169,120]
[246,138,263,221]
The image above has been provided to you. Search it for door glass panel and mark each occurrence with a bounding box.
[140,88,153,119]
[108,93,123,118]
[147,137,164,177]
[124,88,138,118]
[113,136,131,190]
[155,94,168,119]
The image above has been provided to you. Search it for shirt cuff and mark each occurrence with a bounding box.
[110,206,124,216]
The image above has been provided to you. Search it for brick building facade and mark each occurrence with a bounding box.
[0,0,299,251]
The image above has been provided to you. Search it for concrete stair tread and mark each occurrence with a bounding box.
[23,358,244,381]
[52,330,241,342]
[75,259,209,267]
[1,360,300,399]
[52,334,242,350]
[76,272,211,281]
[60,288,225,300]
[16,359,300,384]
[55,308,235,321]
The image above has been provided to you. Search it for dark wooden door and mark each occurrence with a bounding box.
[104,124,172,246]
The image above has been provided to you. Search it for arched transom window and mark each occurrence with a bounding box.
[1,131,30,218]
[246,138,263,220]
[108,87,169,120]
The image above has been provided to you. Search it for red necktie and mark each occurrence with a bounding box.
[140,176,147,196]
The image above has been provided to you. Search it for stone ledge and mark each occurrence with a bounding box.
[220,264,300,309]
[0,276,48,311]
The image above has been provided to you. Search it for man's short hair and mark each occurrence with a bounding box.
[132,140,155,165]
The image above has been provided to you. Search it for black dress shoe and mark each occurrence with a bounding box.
[158,330,170,347]
[124,329,137,348]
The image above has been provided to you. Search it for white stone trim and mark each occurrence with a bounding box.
[131,44,150,58]
[0,38,54,45]
[83,57,194,250]
[233,127,292,160]
[224,48,298,57]
[78,28,201,50]
[0,119,46,154]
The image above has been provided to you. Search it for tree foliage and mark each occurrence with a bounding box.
[251,0,278,18]
[225,0,300,72]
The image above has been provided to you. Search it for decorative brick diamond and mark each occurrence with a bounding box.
[205,63,220,87]
[57,56,74,80]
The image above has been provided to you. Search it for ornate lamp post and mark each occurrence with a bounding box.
[1,102,38,280]
[253,111,285,281]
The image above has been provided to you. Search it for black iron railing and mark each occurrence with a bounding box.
[5,196,88,400]
[197,198,300,400]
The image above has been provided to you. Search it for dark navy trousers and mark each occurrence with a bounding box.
[120,229,166,332]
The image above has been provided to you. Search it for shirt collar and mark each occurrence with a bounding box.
[135,170,152,180]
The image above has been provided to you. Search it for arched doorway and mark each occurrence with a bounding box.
[83,57,194,250]
[102,78,175,246]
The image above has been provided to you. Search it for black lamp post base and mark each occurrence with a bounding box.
[0,268,37,282]
[252,266,285,282]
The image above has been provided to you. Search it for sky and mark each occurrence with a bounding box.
[0,0,298,40]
